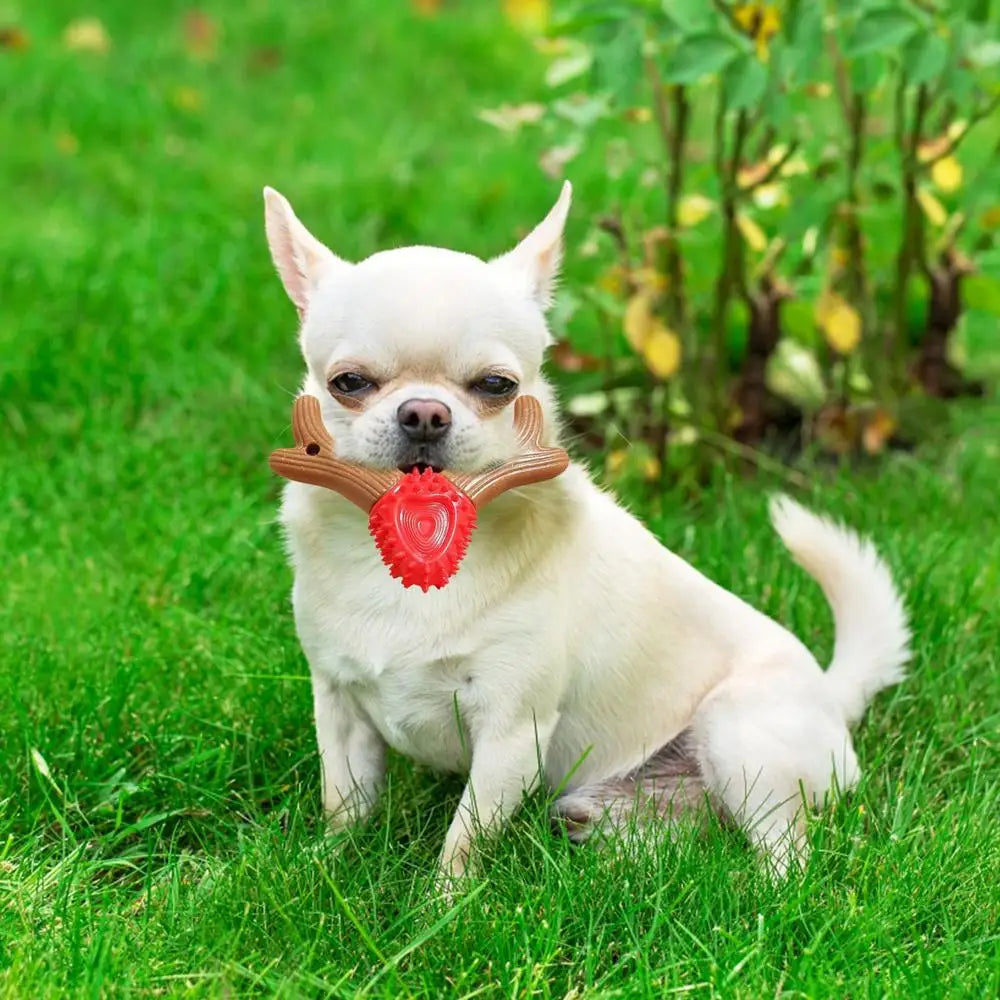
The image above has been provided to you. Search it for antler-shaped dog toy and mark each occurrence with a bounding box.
[269,395,569,590]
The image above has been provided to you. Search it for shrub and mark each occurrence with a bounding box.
[488,0,1000,482]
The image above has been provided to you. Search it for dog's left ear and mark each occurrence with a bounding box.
[492,181,572,310]
[263,186,349,319]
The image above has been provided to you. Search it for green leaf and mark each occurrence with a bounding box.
[845,7,919,57]
[545,49,594,87]
[551,94,611,128]
[593,18,643,99]
[849,52,884,92]
[766,339,826,411]
[662,0,715,33]
[722,52,768,111]
[901,31,948,85]
[968,40,1000,69]
[550,2,633,35]
[782,298,818,348]
[963,275,1000,315]
[963,0,992,23]
[662,32,742,84]
[786,2,824,83]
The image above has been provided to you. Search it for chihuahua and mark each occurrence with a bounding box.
[263,182,910,881]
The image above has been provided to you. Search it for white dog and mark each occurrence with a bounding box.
[262,182,910,881]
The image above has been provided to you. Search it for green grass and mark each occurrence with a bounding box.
[2,1,999,996]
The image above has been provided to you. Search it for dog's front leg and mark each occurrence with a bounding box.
[438,713,558,885]
[312,674,386,830]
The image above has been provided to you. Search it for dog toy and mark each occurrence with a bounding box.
[269,395,569,591]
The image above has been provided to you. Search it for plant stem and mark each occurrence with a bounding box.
[644,55,691,471]
[665,86,689,331]
[890,81,930,385]
[645,57,689,331]
[711,102,750,429]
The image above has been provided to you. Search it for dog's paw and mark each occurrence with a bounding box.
[434,837,479,901]
[551,793,602,844]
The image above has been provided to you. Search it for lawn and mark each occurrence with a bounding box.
[2,1,999,996]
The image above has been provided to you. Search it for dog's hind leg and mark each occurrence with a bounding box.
[690,664,861,876]
[553,731,708,845]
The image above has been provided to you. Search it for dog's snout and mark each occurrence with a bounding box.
[397,398,452,442]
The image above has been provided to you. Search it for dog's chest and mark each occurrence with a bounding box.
[321,615,486,771]
[289,539,499,770]
[285,482,563,770]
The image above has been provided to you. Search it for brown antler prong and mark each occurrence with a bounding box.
[450,394,569,507]
[269,395,400,511]
[271,394,568,513]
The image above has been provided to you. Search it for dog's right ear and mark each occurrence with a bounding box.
[263,187,349,317]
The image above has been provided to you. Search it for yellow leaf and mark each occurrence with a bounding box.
[596,264,626,296]
[633,266,667,294]
[63,17,110,54]
[831,246,850,271]
[605,449,661,482]
[766,143,789,165]
[753,182,787,209]
[623,293,654,352]
[606,449,627,476]
[862,408,897,455]
[931,156,963,193]
[733,3,780,60]
[737,159,771,189]
[642,325,682,379]
[779,155,809,178]
[538,141,580,178]
[733,4,757,31]
[622,107,652,124]
[804,81,832,98]
[502,0,549,34]
[678,194,714,227]
[816,292,862,355]
[917,187,947,227]
[760,5,781,35]
[477,102,545,133]
[917,136,949,163]
[736,212,767,252]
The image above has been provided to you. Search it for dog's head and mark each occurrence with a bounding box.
[263,184,571,473]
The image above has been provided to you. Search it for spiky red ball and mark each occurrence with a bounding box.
[367,469,477,591]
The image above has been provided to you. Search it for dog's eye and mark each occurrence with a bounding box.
[471,374,518,397]
[330,372,376,395]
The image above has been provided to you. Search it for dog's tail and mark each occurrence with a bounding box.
[769,495,910,726]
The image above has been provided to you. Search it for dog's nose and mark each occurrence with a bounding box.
[397,398,452,442]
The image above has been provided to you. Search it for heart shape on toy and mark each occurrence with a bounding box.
[367,469,477,591]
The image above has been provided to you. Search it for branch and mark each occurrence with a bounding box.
[737,139,802,194]
[750,237,788,284]
[921,92,1000,167]
[823,23,852,124]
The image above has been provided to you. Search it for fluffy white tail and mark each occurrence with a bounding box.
[769,495,911,726]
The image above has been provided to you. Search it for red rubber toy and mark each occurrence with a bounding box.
[269,394,569,590]
[368,469,477,591]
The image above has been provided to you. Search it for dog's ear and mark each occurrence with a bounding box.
[263,187,349,317]
[491,181,572,310]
